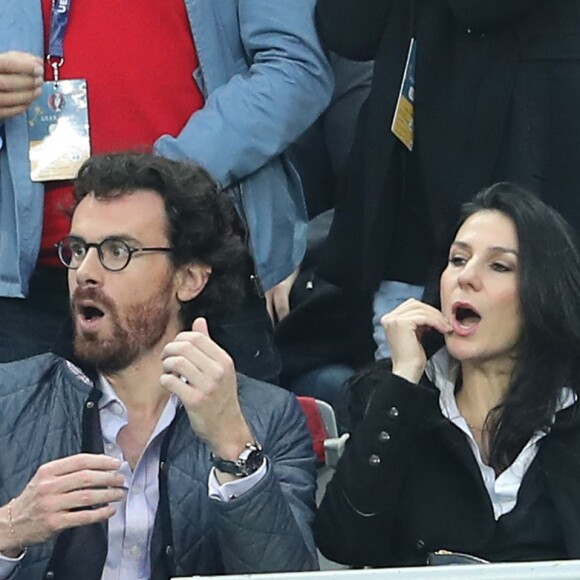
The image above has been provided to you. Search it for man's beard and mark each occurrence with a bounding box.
[71,281,174,373]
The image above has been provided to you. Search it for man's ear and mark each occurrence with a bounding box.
[176,262,212,302]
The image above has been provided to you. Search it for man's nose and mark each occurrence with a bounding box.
[74,247,104,286]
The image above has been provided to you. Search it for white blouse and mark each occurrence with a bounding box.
[425,348,576,520]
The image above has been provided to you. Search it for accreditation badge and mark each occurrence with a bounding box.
[391,39,416,151]
[28,79,91,182]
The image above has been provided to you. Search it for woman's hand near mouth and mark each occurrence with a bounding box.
[381,299,452,384]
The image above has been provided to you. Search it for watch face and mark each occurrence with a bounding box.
[211,442,263,476]
[243,448,263,474]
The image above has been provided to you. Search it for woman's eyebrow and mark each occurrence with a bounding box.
[451,240,518,256]
[489,246,518,256]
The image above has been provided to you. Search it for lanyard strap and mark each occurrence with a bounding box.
[47,0,73,81]
[409,0,416,38]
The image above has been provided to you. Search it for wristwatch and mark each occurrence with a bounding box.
[211,441,264,477]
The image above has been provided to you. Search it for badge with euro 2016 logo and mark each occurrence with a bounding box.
[47,91,66,112]
[28,79,91,182]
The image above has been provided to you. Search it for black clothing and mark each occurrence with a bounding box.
[314,371,580,567]
[316,0,580,291]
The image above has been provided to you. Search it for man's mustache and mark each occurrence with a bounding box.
[71,286,116,312]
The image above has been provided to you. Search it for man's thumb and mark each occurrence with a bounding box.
[192,317,210,336]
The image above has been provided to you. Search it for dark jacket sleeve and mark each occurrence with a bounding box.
[541,414,580,558]
[213,391,318,573]
[314,372,439,567]
[315,0,391,61]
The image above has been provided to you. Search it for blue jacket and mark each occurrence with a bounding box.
[0,0,333,297]
[0,354,318,579]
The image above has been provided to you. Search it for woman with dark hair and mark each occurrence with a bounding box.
[314,183,580,567]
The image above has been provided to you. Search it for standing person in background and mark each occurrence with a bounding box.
[276,53,374,408]
[0,1,333,383]
[288,53,374,221]
[315,0,580,363]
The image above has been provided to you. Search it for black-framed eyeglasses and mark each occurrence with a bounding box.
[55,236,173,272]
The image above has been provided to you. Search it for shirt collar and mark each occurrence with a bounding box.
[97,374,181,413]
[425,347,577,421]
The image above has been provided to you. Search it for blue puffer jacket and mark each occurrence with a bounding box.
[0,0,333,297]
[0,354,318,579]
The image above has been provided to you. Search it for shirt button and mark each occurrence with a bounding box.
[129,545,140,557]
[369,454,381,466]
[378,431,391,443]
[105,443,115,453]
[112,402,123,415]
[388,406,399,418]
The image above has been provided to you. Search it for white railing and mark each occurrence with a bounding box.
[177,559,580,580]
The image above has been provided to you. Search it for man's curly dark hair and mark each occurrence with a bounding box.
[71,152,247,326]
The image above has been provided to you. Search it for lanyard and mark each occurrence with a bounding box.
[409,0,416,38]
[47,0,73,82]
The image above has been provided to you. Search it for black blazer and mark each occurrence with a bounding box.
[314,372,580,567]
[316,0,580,291]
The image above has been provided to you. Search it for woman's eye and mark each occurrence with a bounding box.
[448,255,466,266]
[491,262,512,273]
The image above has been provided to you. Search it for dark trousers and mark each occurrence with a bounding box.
[0,267,281,384]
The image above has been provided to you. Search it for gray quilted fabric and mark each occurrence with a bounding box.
[0,354,318,578]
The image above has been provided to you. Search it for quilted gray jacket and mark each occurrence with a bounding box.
[0,354,318,579]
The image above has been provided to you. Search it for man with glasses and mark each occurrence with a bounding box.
[0,152,318,579]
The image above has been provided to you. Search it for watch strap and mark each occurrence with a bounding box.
[211,441,264,477]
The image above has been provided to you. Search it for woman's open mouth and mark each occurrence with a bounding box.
[451,302,481,337]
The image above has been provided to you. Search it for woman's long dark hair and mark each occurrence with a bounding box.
[424,183,580,472]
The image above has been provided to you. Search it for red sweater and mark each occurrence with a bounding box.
[40,0,204,267]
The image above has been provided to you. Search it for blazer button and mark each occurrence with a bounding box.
[45,572,55,579]
[388,406,399,418]
[415,539,425,551]
[466,28,485,38]
[378,431,391,443]
[369,454,381,466]
[165,545,173,556]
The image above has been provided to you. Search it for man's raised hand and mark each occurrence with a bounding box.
[160,317,254,464]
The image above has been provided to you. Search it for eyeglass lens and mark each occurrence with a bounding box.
[58,238,132,271]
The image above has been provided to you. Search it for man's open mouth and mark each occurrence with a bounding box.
[81,305,105,321]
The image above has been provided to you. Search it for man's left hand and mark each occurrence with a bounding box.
[265,268,299,324]
[160,317,254,461]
